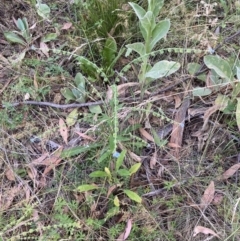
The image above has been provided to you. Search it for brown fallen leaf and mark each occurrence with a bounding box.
[59,118,68,144]
[139,128,154,142]
[200,181,215,209]
[0,186,21,211]
[61,22,72,30]
[107,184,120,198]
[5,168,15,181]
[106,83,139,101]
[31,153,49,165]
[170,97,190,157]
[150,151,157,169]
[117,219,133,241]
[128,150,141,162]
[221,163,240,180]
[40,42,49,57]
[174,94,182,108]
[193,226,220,239]
[212,193,224,205]
[75,131,95,142]
[202,104,220,131]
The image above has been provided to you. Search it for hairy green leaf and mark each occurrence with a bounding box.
[140,11,155,35]
[129,2,146,20]
[145,60,180,79]
[204,55,233,82]
[61,88,76,102]
[150,19,170,50]
[126,42,146,57]
[4,32,26,45]
[36,3,50,19]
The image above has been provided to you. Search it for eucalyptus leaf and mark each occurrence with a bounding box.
[126,42,146,57]
[4,32,26,45]
[145,60,180,79]
[192,87,212,97]
[150,19,170,50]
[204,55,233,82]
[123,189,142,203]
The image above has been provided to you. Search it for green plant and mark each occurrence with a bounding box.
[4,17,32,46]
[126,0,180,94]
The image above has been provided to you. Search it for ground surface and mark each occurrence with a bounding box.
[1,0,240,240]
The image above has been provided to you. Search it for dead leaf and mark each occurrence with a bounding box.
[157,165,165,178]
[221,163,240,180]
[212,193,224,205]
[75,131,95,142]
[174,95,182,108]
[150,151,157,169]
[139,128,154,142]
[5,168,15,181]
[107,83,139,101]
[200,181,215,209]
[31,153,49,165]
[59,118,68,144]
[202,105,220,131]
[27,164,39,187]
[117,219,133,241]
[40,42,49,57]
[128,150,141,162]
[193,226,220,239]
[107,184,121,198]
[0,186,21,211]
[168,142,181,148]
[170,97,190,157]
[61,22,72,30]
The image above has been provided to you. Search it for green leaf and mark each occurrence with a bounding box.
[16,18,25,31]
[152,128,167,147]
[236,66,240,80]
[89,171,108,178]
[89,105,102,114]
[61,143,101,158]
[102,37,117,70]
[204,55,233,82]
[150,19,170,50]
[148,0,164,18]
[36,3,51,19]
[236,98,240,131]
[98,150,111,163]
[187,63,206,81]
[66,108,78,127]
[77,184,98,192]
[74,72,85,87]
[123,189,142,203]
[116,150,127,171]
[61,88,76,102]
[129,163,141,175]
[125,42,146,57]
[42,33,58,42]
[114,196,120,207]
[140,11,155,35]
[215,94,230,111]
[4,32,26,45]
[145,60,180,79]
[129,2,146,20]
[117,169,130,177]
[192,87,212,97]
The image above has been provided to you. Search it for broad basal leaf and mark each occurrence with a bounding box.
[204,55,233,82]
[125,42,146,57]
[4,32,26,45]
[128,2,146,20]
[145,60,180,79]
[36,3,50,19]
[150,19,170,50]
[124,189,142,203]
